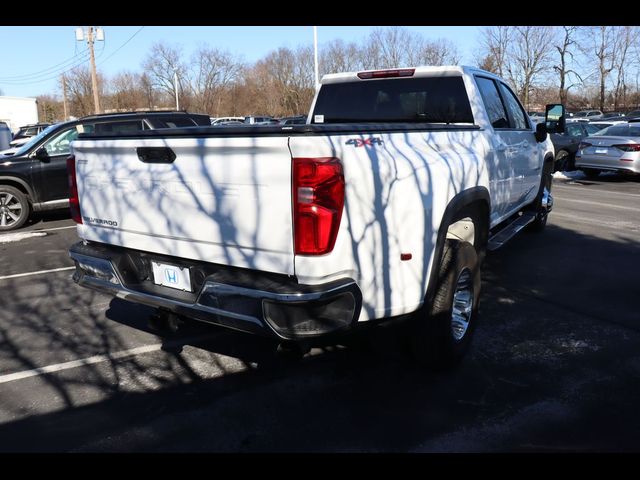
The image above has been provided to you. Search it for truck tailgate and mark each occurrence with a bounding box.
[72,136,295,275]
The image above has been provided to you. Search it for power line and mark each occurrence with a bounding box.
[0,48,91,81]
[97,26,145,67]
[0,45,105,86]
[0,49,92,83]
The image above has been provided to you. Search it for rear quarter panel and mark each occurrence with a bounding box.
[290,129,491,322]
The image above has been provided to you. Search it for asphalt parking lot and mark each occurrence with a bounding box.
[0,173,639,452]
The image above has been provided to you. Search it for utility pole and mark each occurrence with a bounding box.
[76,26,104,114]
[174,69,180,110]
[61,74,68,121]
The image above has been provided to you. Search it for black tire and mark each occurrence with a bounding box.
[0,185,30,231]
[409,239,480,371]
[582,168,601,179]
[527,158,553,232]
[554,150,572,172]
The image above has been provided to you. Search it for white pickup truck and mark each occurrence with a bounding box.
[68,66,565,369]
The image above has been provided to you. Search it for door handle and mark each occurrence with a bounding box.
[136,147,176,164]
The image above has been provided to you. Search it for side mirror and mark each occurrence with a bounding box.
[34,146,49,161]
[545,104,566,134]
[535,122,547,143]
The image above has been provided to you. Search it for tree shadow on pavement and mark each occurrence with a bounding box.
[0,223,639,452]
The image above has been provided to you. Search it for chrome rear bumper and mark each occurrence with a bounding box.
[69,242,362,340]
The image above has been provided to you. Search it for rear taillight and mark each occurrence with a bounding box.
[612,144,640,152]
[578,142,592,150]
[357,69,415,79]
[66,155,82,224]
[293,157,344,255]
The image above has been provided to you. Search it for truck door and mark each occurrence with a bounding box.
[474,76,521,222]
[497,82,540,206]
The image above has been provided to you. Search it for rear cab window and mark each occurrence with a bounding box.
[311,76,474,124]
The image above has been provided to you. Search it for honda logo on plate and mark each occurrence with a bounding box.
[165,268,178,284]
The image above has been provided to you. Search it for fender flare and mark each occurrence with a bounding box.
[0,175,35,199]
[425,187,490,305]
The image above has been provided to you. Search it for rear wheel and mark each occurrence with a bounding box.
[0,185,30,231]
[409,240,480,371]
[582,168,601,179]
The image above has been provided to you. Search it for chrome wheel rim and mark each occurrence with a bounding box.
[451,268,473,341]
[0,193,22,227]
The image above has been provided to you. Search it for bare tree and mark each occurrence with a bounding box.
[36,94,63,123]
[479,26,511,78]
[190,46,243,115]
[504,26,555,109]
[364,27,415,69]
[581,26,620,111]
[410,38,461,66]
[612,26,638,110]
[553,26,583,105]
[320,39,362,76]
[139,73,157,109]
[142,42,189,109]
[65,66,104,117]
[108,71,145,111]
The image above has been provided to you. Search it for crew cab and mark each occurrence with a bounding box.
[68,66,565,369]
[0,111,211,231]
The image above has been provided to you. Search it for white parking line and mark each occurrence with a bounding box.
[556,197,640,213]
[0,344,163,384]
[0,266,75,281]
[30,225,77,233]
[554,184,640,199]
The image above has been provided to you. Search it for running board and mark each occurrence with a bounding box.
[487,213,536,251]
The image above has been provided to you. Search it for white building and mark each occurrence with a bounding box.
[0,96,39,133]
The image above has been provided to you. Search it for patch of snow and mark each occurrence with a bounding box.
[553,170,586,180]
[0,232,47,244]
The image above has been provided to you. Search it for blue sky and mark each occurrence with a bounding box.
[0,26,482,98]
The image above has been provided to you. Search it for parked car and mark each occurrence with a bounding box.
[211,116,245,125]
[589,120,628,132]
[278,115,307,125]
[575,122,640,178]
[0,121,11,150]
[574,109,603,120]
[601,112,625,120]
[215,120,245,126]
[0,110,210,231]
[550,121,602,171]
[68,65,564,370]
[10,123,51,147]
[625,110,640,119]
[243,116,277,125]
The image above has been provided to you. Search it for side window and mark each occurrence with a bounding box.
[43,127,79,156]
[156,117,197,128]
[498,83,529,129]
[94,121,144,134]
[584,124,602,135]
[475,77,509,129]
[566,124,583,137]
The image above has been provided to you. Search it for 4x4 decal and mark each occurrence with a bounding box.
[345,138,384,147]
